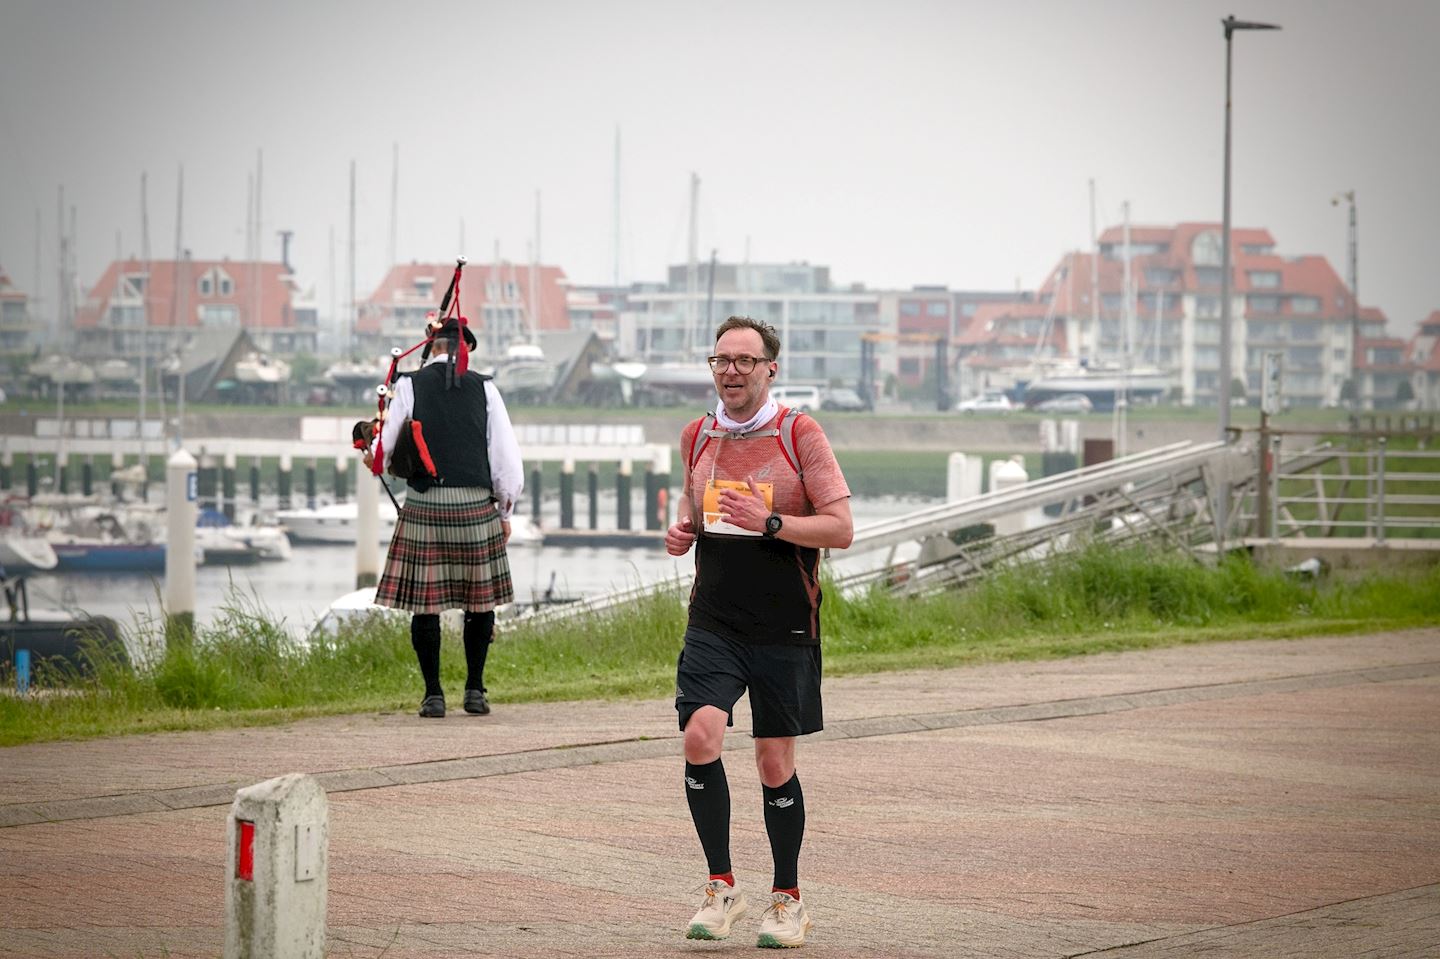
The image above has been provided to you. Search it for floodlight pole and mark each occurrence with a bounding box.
[1218,14,1280,440]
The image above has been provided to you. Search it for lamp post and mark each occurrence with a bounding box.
[1332,190,1358,409]
[1218,14,1280,439]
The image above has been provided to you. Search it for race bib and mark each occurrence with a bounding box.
[702,479,773,537]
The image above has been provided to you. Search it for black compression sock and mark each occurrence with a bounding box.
[684,759,732,876]
[410,614,443,698]
[763,772,805,891]
[462,610,495,690]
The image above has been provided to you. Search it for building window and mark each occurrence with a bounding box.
[1291,296,1320,314]
[926,301,948,317]
[899,301,921,317]
[198,304,238,328]
[1248,295,1280,314]
[1248,271,1281,289]
[1145,268,1178,286]
[199,274,213,297]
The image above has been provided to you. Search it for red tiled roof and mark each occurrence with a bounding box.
[359,262,570,335]
[76,259,302,329]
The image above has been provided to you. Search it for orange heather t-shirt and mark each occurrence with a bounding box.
[680,409,851,645]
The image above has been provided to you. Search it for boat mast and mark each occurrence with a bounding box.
[1088,178,1099,365]
[347,159,356,358]
[139,171,150,473]
[612,126,621,315]
[388,142,398,271]
[1114,201,1131,457]
[685,173,699,358]
[529,190,541,343]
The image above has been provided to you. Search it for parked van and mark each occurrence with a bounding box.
[770,384,822,412]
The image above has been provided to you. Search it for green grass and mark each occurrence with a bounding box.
[2,542,1437,746]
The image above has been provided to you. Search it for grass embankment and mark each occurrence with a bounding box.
[2,543,1437,747]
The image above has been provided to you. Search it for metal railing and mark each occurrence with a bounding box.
[1251,439,1440,544]
[524,440,1255,624]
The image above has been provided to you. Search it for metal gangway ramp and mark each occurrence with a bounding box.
[524,440,1255,624]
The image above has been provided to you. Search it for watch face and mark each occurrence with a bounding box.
[766,514,783,535]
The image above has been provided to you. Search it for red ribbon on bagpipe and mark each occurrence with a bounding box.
[352,257,471,478]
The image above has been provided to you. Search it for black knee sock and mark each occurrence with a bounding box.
[684,759,732,876]
[410,614,443,698]
[463,611,495,691]
[763,773,805,891]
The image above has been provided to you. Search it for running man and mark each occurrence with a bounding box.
[664,315,853,948]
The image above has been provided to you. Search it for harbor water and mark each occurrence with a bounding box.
[19,495,931,642]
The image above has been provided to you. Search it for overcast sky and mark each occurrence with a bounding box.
[1,0,1437,339]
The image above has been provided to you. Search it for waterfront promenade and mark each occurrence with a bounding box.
[1,629,1437,958]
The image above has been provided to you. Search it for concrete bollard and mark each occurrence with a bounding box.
[946,453,982,503]
[559,458,575,529]
[354,468,380,589]
[990,456,1030,536]
[617,458,632,531]
[166,448,198,643]
[224,773,328,959]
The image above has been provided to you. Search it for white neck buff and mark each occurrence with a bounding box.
[714,397,778,434]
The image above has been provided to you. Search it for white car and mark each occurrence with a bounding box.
[1031,393,1094,414]
[955,392,1014,414]
[771,384,822,412]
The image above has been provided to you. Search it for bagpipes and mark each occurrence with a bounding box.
[351,257,475,502]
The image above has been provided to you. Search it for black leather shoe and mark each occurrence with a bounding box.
[463,688,490,715]
[419,694,446,718]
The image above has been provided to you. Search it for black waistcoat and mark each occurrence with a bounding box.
[406,364,494,492]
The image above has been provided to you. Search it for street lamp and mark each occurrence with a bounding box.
[1218,14,1280,439]
[1332,190,1358,408]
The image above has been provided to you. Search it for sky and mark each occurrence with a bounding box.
[1,0,1437,340]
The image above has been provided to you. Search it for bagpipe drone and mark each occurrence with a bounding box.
[351,256,476,501]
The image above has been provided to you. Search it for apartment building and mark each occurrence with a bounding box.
[1033,223,1386,408]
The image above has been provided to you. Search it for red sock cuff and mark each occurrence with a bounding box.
[772,886,800,900]
[710,872,735,887]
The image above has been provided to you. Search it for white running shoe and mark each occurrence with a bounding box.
[756,892,813,948]
[685,879,748,940]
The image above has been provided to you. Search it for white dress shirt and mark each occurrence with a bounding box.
[371,356,525,518]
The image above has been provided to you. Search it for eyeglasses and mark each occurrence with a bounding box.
[707,354,768,374]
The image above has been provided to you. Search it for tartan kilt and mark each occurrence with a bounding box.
[374,485,514,614]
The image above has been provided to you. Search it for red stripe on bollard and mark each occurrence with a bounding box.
[237,820,255,880]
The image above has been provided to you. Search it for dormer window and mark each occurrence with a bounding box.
[199,273,213,297]
[414,276,435,297]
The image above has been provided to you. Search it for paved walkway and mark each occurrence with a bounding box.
[1,629,1437,957]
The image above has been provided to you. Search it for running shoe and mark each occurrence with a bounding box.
[685,879,748,940]
[756,892,812,948]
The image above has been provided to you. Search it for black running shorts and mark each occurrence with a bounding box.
[674,624,823,738]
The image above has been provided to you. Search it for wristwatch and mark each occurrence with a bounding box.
[764,513,783,538]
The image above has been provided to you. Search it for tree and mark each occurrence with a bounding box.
[1229,376,1248,405]
[1339,378,1358,403]
[1396,378,1415,407]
